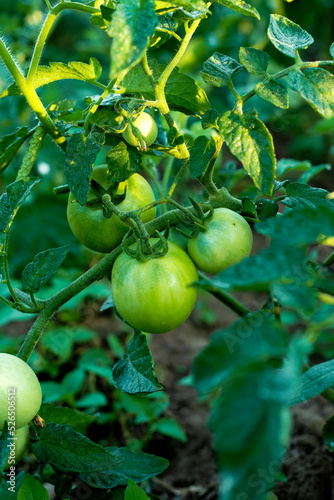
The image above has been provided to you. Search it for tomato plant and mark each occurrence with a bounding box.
[122,112,158,148]
[67,165,156,253]
[111,239,199,333]
[187,208,253,274]
[0,1,334,499]
[0,354,42,430]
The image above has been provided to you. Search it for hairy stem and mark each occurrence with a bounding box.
[28,1,99,81]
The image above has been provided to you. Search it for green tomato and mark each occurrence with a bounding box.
[67,166,156,253]
[187,208,253,274]
[111,240,199,333]
[122,112,158,147]
[0,354,42,430]
[2,425,29,470]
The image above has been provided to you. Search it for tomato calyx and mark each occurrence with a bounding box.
[175,197,214,239]
[78,179,127,219]
[122,230,169,262]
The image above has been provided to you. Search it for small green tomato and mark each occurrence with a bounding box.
[0,353,42,430]
[187,207,253,274]
[111,239,199,333]
[2,425,29,470]
[122,112,158,147]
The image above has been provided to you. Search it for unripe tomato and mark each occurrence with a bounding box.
[187,208,253,274]
[0,353,42,430]
[111,240,199,333]
[122,112,158,147]
[67,165,156,253]
[2,425,29,470]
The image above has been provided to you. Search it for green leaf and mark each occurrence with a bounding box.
[242,196,257,216]
[256,198,278,221]
[152,417,187,442]
[32,423,116,473]
[189,136,216,179]
[257,206,334,246]
[271,281,317,318]
[288,68,334,119]
[112,332,163,394]
[0,424,10,472]
[255,79,289,109]
[108,0,158,79]
[220,110,276,196]
[17,473,49,500]
[118,62,210,116]
[106,140,142,183]
[64,129,105,205]
[201,53,243,87]
[1,59,102,98]
[201,109,219,130]
[125,480,151,500]
[323,415,334,451]
[289,360,334,405]
[155,0,209,12]
[311,116,334,134]
[79,348,114,382]
[76,392,108,408]
[268,14,314,58]
[208,365,293,500]
[38,404,97,434]
[276,158,332,181]
[0,127,33,174]
[198,245,306,292]
[193,311,288,393]
[80,447,169,488]
[239,47,270,77]
[214,0,260,19]
[0,178,40,233]
[282,182,334,210]
[21,245,70,293]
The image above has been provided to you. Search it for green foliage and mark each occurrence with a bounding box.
[220,110,276,195]
[1,59,103,98]
[189,135,216,179]
[268,14,314,58]
[288,68,334,118]
[106,140,142,182]
[112,332,163,394]
[201,53,244,87]
[0,1,334,498]
[21,245,70,293]
[65,129,105,205]
[108,0,158,78]
[239,47,270,77]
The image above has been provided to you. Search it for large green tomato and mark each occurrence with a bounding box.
[67,166,156,253]
[0,354,42,430]
[122,112,158,147]
[2,425,29,470]
[187,208,253,274]
[111,240,199,333]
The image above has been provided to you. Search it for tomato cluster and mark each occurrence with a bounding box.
[66,118,252,334]
[67,165,156,253]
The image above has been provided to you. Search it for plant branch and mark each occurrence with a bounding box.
[17,192,243,361]
[197,271,250,316]
[27,1,100,81]
[199,136,223,197]
[242,59,334,105]
[323,250,334,267]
